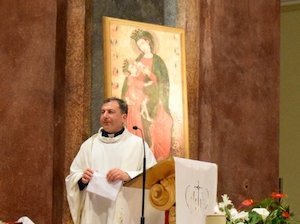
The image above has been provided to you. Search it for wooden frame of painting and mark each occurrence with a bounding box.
[103,16,189,161]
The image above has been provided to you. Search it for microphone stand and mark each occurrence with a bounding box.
[141,137,146,224]
[133,126,146,224]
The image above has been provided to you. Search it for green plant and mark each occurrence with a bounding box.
[218,193,296,224]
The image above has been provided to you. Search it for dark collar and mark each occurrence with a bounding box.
[101,127,125,138]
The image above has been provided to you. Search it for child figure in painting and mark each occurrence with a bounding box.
[122,60,154,138]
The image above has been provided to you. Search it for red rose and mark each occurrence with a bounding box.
[282,211,290,219]
[271,192,286,199]
[241,199,254,206]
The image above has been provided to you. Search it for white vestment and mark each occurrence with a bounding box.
[65,128,157,224]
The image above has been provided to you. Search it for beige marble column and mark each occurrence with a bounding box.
[176,0,202,160]
[55,0,92,223]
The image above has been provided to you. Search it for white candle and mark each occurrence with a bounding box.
[206,214,226,224]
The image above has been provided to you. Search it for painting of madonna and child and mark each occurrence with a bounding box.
[103,17,189,161]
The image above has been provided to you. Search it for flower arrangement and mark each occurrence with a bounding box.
[218,192,297,224]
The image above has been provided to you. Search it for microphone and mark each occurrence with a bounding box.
[133,125,146,224]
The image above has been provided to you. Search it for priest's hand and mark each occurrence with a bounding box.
[82,168,94,184]
[106,168,130,183]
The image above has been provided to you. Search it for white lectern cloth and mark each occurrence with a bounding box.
[175,157,218,224]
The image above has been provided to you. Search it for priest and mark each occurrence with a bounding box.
[65,97,157,224]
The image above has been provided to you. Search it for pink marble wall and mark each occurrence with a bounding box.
[0,0,56,222]
[197,0,280,202]
[0,0,280,222]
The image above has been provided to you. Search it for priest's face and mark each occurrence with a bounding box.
[100,100,127,133]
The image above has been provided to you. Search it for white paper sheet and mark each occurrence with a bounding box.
[86,171,122,201]
[17,216,35,224]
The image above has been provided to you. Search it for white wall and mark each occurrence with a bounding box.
[280,3,300,220]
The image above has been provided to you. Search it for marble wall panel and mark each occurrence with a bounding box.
[198,0,280,203]
[0,0,57,222]
[0,0,280,222]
